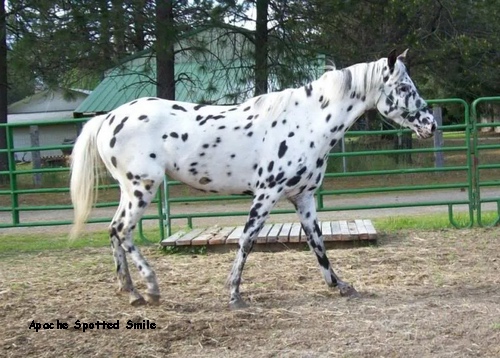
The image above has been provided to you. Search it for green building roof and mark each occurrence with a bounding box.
[74,27,325,117]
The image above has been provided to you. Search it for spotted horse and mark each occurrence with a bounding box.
[70,49,436,308]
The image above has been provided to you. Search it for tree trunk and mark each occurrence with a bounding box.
[133,0,147,51]
[0,0,8,184]
[254,0,268,96]
[112,0,126,56]
[156,0,175,100]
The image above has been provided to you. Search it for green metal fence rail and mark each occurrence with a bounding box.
[2,96,500,239]
[0,118,164,242]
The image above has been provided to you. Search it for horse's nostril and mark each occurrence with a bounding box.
[431,122,436,132]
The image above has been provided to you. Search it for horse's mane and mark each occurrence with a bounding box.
[245,56,402,124]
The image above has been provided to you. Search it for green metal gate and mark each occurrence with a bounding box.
[2,96,500,237]
[471,96,500,226]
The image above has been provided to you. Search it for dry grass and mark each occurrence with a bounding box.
[1,228,500,357]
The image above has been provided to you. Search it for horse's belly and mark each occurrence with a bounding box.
[166,167,252,195]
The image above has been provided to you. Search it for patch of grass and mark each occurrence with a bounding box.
[0,231,110,255]
[373,212,469,230]
[373,211,499,230]
[1,212,498,255]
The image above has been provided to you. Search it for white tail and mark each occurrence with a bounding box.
[70,115,107,239]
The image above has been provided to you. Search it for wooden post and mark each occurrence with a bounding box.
[30,125,42,187]
[433,107,444,168]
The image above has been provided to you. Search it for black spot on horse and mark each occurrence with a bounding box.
[271,121,277,128]
[247,115,254,120]
[110,137,116,148]
[278,140,288,158]
[126,172,133,180]
[181,133,188,142]
[170,132,179,138]
[330,139,338,147]
[244,122,253,130]
[319,95,323,102]
[111,156,117,167]
[247,131,253,137]
[218,125,226,130]
[162,134,168,139]
[150,153,156,159]
[199,177,212,185]
[194,104,206,110]
[196,115,203,121]
[347,105,353,112]
[147,97,159,101]
[243,106,251,111]
[288,132,295,137]
[172,104,187,112]
[326,114,331,122]
[268,161,274,172]
[286,176,301,186]
[316,158,324,168]
[109,115,115,125]
[258,167,263,176]
[113,117,129,135]
[310,141,315,148]
[138,115,148,120]
[134,190,143,198]
[315,173,322,184]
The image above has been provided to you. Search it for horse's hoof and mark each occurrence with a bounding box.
[229,298,249,310]
[129,293,147,306]
[339,284,361,299]
[145,293,161,306]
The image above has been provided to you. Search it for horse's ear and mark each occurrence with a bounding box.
[388,49,397,72]
[398,48,409,63]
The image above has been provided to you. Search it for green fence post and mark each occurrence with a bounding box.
[471,96,500,227]
[6,126,19,225]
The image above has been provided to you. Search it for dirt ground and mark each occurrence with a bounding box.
[1,228,499,357]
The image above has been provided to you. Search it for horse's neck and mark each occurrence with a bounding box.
[306,62,384,151]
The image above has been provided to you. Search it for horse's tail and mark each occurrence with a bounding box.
[70,114,107,239]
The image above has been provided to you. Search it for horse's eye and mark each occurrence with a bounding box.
[399,84,411,93]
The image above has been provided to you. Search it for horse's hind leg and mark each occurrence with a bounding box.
[114,171,163,305]
[109,191,146,306]
[290,193,360,298]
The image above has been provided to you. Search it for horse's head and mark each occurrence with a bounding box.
[376,49,436,139]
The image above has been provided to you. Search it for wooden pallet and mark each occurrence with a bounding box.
[161,220,377,250]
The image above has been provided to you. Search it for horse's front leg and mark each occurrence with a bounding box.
[290,193,360,298]
[227,191,278,309]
